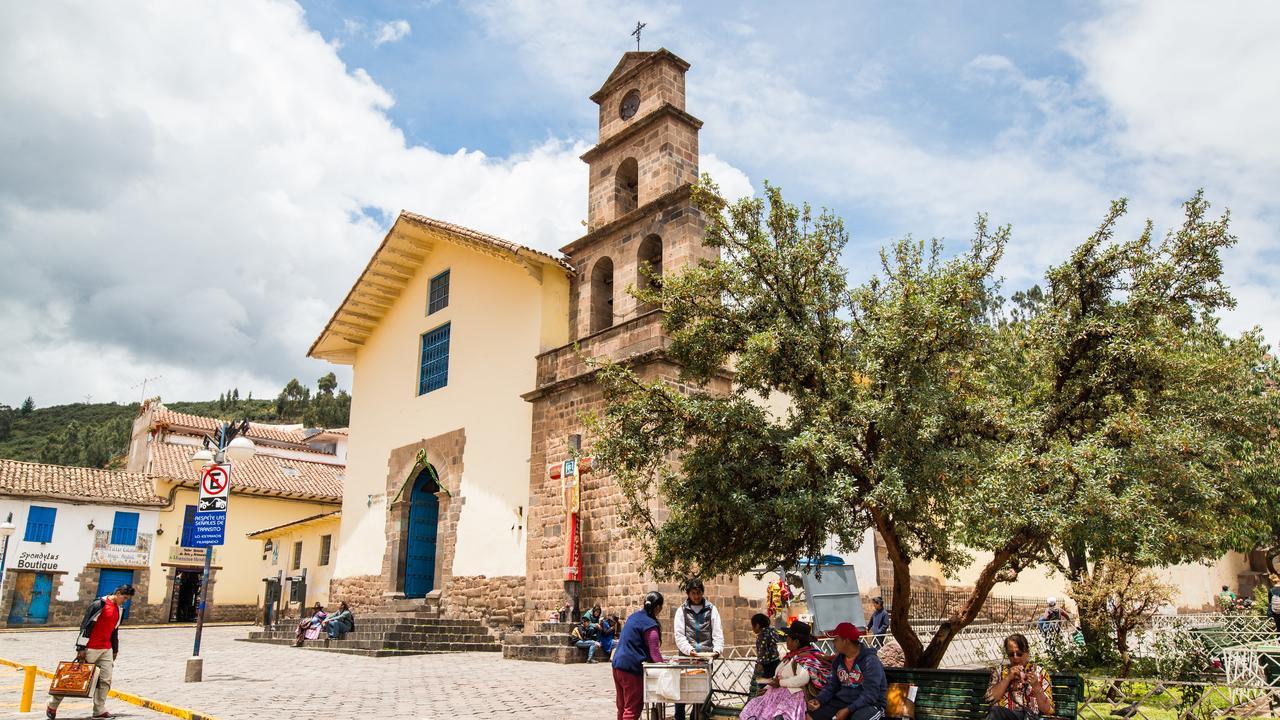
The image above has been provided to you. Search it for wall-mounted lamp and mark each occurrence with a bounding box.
[87,520,95,531]
[263,539,274,552]
[156,526,164,536]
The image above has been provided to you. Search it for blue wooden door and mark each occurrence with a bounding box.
[96,568,135,619]
[8,573,53,625]
[403,468,439,599]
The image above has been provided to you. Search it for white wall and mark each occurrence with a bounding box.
[0,497,159,601]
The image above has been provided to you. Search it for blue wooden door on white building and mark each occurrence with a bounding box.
[403,467,439,599]
[96,568,135,619]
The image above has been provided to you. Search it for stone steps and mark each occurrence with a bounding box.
[244,601,502,655]
[500,621,600,664]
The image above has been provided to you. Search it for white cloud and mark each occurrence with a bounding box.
[0,2,585,405]
[0,0,754,407]
[373,19,411,46]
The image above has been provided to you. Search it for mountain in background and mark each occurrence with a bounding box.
[0,373,350,470]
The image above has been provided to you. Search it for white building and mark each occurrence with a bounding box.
[0,459,163,626]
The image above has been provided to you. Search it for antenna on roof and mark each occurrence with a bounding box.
[131,375,163,404]
[631,21,646,52]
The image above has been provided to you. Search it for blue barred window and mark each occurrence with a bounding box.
[428,270,450,315]
[418,323,451,395]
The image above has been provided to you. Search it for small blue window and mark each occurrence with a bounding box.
[24,506,56,543]
[428,270,450,315]
[110,511,140,546]
[418,323,451,395]
[181,505,197,548]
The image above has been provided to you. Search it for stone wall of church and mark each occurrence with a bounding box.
[329,574,386,615]
[438,575,524,628]
[566,190,709,341]
[596,55,688,145]
[525,343,758,646]
[585,113,701,232]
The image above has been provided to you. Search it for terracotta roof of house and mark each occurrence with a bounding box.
[246,511,341,538]
[308,211,573,364]
[0,459,165,506]
[149,406,310,446]
[147,442,342,502]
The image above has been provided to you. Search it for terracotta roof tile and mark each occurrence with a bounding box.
[150,406,312,446]
[148,442,342,502]
[0,459,164,506]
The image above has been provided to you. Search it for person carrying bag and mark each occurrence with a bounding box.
[46,584,135,719]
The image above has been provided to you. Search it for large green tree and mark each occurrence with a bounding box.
[590,180,1277,667]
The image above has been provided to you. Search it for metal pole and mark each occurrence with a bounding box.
[192,546,212,656]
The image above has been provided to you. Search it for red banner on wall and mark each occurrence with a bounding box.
[564,510,582,582]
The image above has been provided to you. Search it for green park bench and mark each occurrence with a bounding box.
[704,666,1085,720]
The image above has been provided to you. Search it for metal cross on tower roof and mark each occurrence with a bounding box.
[632,21,646,51]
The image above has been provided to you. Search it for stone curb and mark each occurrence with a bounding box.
[0,622,251,634]
[0,657,219,720]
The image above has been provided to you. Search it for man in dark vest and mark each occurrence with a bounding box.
[673,578,723,720]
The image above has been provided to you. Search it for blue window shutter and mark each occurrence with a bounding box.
[418,323,451,395]
[110,511,140,546]
[181,505,197,548]
[24,506,56,543]
[428,270,450,315]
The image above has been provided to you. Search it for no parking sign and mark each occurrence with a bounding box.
[192,463,231,547]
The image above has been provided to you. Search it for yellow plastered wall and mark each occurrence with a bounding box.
[253,516,341,609]
[147,480,339,607]
[925,550,1250,614]
[333,238,570,582]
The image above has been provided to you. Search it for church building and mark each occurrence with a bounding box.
[311,48,762,643]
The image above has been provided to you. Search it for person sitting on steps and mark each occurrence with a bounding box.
[572,614,603,663]
[321,602,354,639]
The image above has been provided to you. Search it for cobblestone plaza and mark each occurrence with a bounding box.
[0,626,616,719]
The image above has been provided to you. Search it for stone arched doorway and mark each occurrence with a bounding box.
[404,465,440,598]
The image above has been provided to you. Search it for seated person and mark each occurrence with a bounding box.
[294,602,327,646]
[985,633,1053,720]
[751,612,782,680]
[599,614,621,658]
[321,601,354,639]
[741,620,826,720]
[806,623,886,720]
[571,615,602,663]
[583,604,603,625]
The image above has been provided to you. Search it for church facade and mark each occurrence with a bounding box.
[310,48,760,643]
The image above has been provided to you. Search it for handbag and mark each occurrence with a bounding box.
[49,660,100,697]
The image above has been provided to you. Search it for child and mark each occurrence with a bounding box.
[752,612,781,679]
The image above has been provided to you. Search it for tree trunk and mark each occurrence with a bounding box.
[916,541,1020,668]
[1066,546,1102,646]
[870,509,924,665]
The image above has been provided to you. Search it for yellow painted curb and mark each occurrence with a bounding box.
[0,657,218,720]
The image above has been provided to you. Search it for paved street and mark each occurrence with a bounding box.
[0,626,617,719]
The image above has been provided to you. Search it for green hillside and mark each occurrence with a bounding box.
[0,374,350,470]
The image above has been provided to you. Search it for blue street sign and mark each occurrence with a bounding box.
[190,510,226,547]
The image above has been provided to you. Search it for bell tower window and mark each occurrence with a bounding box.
[615,158,638,217]
[637,235,663,311]
[590,257,615,333]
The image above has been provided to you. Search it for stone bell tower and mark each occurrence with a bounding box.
[518,49,749,652]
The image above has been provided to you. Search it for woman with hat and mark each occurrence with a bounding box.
[741,620,830,720]
[806,622,887,720]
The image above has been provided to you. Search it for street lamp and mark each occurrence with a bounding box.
[0,512,16,588]
[184,420,255,683]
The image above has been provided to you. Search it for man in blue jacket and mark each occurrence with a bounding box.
[807,622,887,720]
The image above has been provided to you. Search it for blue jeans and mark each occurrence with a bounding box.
[326,617,353,638]
[576,639,600,661]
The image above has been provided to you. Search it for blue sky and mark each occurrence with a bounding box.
[1,1,1277,406]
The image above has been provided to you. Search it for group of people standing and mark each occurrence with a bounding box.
[609,583,1059,720]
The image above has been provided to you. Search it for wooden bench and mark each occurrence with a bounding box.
[704,666,1084,720]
